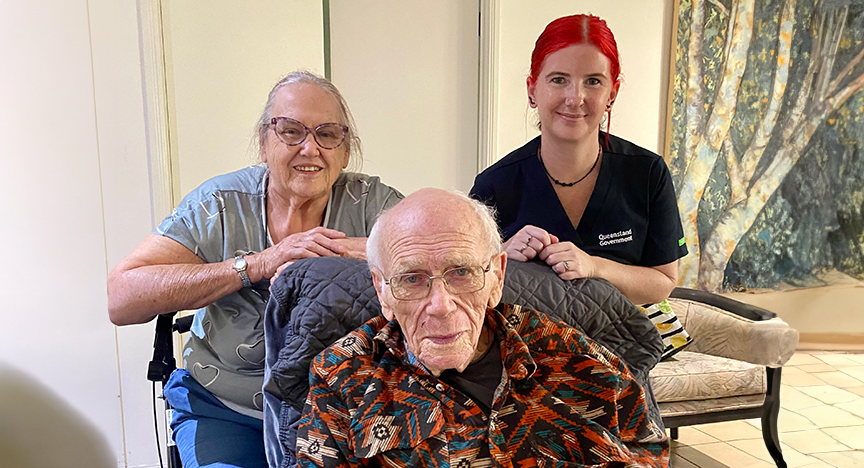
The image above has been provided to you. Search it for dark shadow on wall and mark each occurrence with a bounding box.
[0,363,114,468]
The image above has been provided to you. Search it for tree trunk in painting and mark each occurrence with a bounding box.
[670,0,864,291]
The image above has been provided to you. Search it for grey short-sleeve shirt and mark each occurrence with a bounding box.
[154,166,402,418]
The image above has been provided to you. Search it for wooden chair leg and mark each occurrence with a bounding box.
[762,367,786,468]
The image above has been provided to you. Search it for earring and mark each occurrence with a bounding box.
[528,97,536,106]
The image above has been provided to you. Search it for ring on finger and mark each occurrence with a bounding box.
[563,261,571,272]
[518,244,527,253]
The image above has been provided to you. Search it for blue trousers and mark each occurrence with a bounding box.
[163,369,268,468]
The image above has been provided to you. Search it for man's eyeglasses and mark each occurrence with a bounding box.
[383,262,492,301]
[270,117,348,149]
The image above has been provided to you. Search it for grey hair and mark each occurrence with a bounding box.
[366,190,503,272]
[255,70,362,171]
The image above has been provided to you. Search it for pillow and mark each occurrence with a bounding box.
[641,299,693,360]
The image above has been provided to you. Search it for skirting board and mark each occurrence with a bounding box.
[797,333,864,351]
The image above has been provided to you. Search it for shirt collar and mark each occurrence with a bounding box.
[371,304,537,380]
[261,167,273,248]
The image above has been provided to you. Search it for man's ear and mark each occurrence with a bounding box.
[370,268,394,320]
[487,251,507,308]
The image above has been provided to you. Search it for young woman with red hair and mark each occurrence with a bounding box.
[471,14,688,306]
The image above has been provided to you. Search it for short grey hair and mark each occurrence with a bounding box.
[255,70,362,170]
[367,190,502,272]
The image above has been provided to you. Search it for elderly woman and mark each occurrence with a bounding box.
[107,71,402,468]
[470,14,687,306]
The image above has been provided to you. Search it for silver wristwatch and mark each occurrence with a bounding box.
[233,253,252,288]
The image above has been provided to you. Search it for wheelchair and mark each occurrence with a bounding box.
[147,312,193,468]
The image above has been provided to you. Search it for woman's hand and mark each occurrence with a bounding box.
[270,260,295,286]
[503,225,558,261]
[250,227,347,282]
[538,241,596,280]
[539,243,679,303]
[269,236,368,286]
[333,237,368,261]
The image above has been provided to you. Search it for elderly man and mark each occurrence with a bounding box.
[295,189,668,467]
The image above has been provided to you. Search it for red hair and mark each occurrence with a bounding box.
[529,14,621,142]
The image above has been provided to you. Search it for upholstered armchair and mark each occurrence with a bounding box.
[650,288,799,468]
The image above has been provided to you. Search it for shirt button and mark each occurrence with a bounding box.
[435,383,445,392]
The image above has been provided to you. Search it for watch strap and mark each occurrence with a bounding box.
[233,253,253,288]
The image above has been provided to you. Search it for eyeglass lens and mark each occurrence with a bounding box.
[273,118,345,149]
[390,266,486,300]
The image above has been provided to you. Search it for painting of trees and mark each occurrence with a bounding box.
[667,0,864,292]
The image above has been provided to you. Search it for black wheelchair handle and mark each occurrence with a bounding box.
[173,315,194,334]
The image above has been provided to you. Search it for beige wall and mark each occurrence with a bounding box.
[329,0,480,194]
[727,285,864,341]
[162,0,325,196]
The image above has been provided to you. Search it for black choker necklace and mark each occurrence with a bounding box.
[538,144,601,187]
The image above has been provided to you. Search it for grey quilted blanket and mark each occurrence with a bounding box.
[262,257,663,467]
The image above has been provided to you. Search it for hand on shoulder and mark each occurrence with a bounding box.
[267,233,368,287]
[252,227,347,282]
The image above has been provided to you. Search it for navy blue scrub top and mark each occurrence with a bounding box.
[470,134,687,268]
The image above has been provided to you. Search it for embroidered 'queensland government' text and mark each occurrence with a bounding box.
[598,229,633,246]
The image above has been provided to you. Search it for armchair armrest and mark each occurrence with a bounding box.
[668,288,799,367]
[670,288,776,321]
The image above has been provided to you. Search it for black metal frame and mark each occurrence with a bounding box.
[665,288,787,468]
[147,313,194,468]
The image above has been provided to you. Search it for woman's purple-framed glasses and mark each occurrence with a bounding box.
[270,117,348,149]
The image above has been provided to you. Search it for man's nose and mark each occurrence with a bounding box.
[425,278,457,316]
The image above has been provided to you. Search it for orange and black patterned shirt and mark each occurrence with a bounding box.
[296,303,669,468]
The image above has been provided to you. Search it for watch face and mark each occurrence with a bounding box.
[234,256,247,271]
